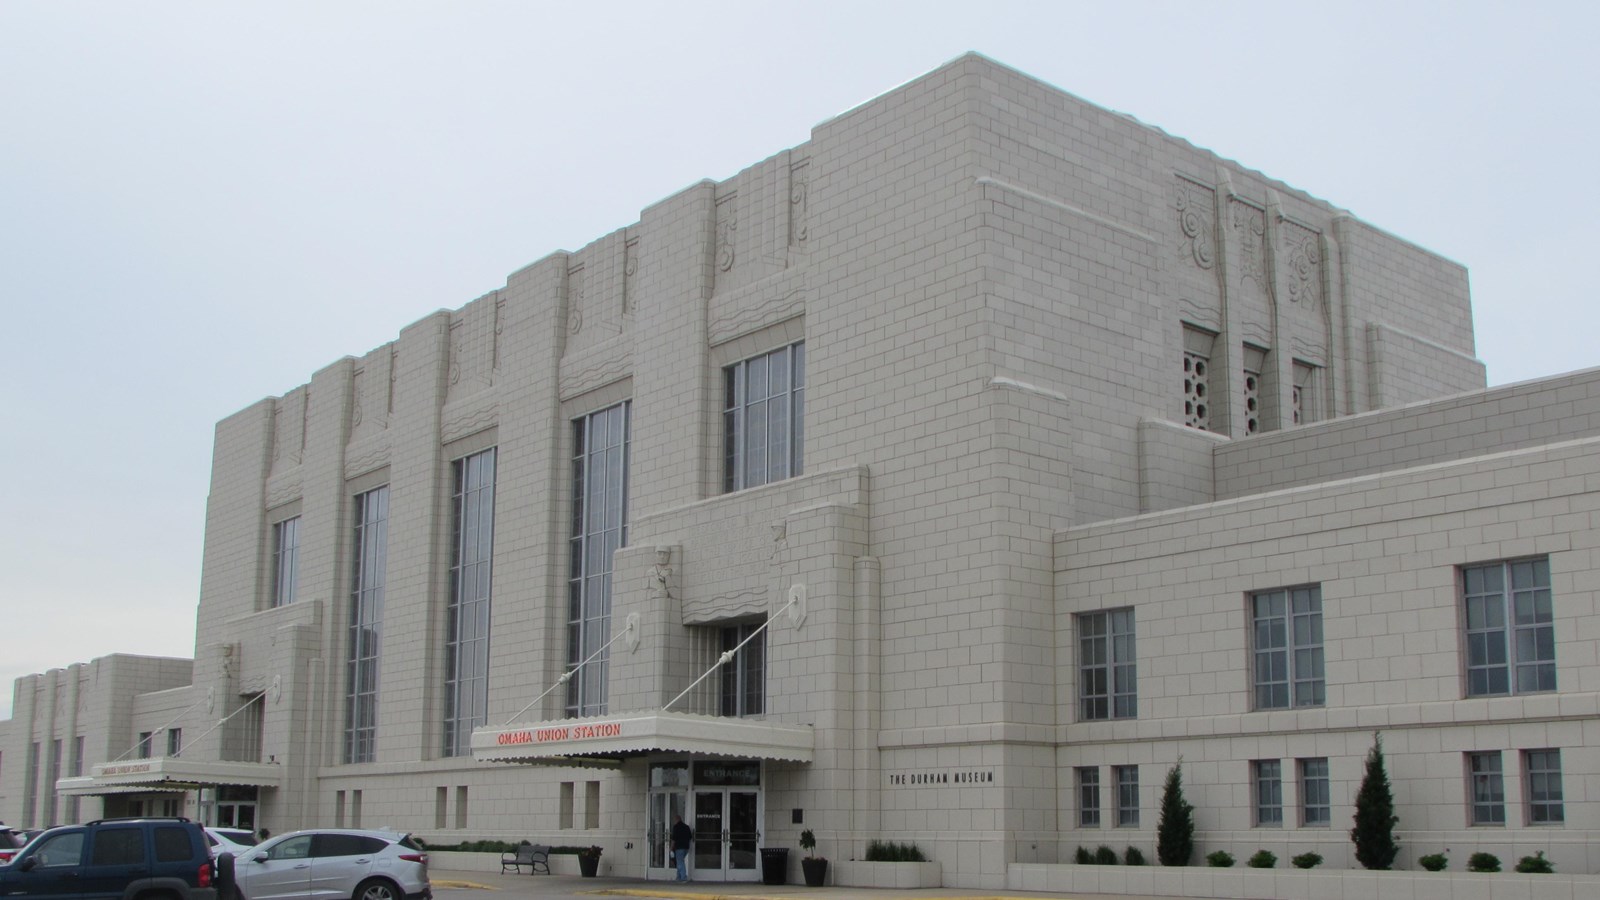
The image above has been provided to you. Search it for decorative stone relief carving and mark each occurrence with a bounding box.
[716,194,737,272]
[646,546,673,601]
[1283,226,1322,308]
[493,295,506,371]
[790,162,810,245]
[1231,201,1267,289]
[448,320,463,385]
[623,238,639,313]
[568,264,585,335]
[1174,181,1215,270]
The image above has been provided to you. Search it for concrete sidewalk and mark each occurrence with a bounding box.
[428,867,1213,900]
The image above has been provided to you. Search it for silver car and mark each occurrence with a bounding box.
[234,829,430,900]
[207,827,260,859]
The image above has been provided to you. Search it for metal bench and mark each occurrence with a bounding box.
[500,842,550,875]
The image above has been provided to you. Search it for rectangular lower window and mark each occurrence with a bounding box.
[1468,751,1505,825]
[1076,767,1100,827]
[1114,765,1140,827]
[1524,749,1564,824]
[1253,760,1282,827]
[720,622,766,716]
[1299,757,1330,826]
[271,516,301,607]
[724,342,805,492]
[1463,558,1555,696]
[1251,586,1324,709]
[1079,609,1136,720]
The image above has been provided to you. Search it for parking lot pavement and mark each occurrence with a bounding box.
[427,868,1220,900]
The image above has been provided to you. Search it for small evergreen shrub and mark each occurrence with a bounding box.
[864,841,925,862]
[1156,760,1196,866]
[1124,846,1146,866]
[1467,851,1500,873]
[1094,845,1119,865]
[1246,850,1276,869]
[1514,851,1554,874]
[1350,732,1400,870]
[1417,852,1448,872]
[1075,846,1093,865]
[1290,852,1322,870]
[1205,850,1234,868]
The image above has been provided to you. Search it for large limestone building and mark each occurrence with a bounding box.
[5,53,1598,889]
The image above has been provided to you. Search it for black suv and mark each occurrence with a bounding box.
[0,817,232,900]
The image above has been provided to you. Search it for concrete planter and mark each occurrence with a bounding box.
[832,860,942,888]
[1009,862,1600,900]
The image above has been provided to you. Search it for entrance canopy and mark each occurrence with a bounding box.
[56,758,281,796]
[472,711,813,766]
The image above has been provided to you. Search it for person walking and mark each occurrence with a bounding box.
[671,814,693,882]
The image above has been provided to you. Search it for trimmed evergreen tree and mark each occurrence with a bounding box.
[1350,731,1400,869]
[1156,759,1195,866]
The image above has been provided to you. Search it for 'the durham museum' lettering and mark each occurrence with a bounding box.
[889,769,995,786]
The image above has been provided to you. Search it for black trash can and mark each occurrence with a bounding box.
[759,847,789,885]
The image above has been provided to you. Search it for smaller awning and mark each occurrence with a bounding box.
[472,711,813,765]
[57,758,282,796]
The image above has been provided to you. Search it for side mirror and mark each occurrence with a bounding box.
[16,857,38,872]
[252,853,270,863]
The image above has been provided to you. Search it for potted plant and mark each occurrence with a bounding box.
[578,845,602,877]
[799,829,827,886]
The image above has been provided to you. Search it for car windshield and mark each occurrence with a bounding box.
[216,831,257,846]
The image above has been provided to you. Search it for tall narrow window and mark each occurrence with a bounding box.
[568,402,630,717]
[22,742,39,827]
[66,736,83,823]
[1114,765,1140,827]
[1463,558,1554,697]
[1253,760,1282,826]
[1468,751,1505,825]
[1078,609,1136,720]
[1252,586,1324,709]
[165,728,182,757]
[271,516,300,607]
[345,484,388,764]
[444,450,495,757]
[1076,767,1101,827]
[1524,749,1564,824]
[44,739,61,826]
[137,731,153,759]
[1299,757,1330,826]
[719,622,766,716]
[724,342,805,492]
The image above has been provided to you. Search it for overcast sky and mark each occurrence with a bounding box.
[3,1,1596,721]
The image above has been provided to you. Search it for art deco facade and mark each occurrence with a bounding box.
[5,53,1598,889]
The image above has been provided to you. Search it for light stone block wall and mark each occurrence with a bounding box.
[1215,365,1600,500]
[1057,434,1600,874]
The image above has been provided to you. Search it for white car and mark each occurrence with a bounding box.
[234,829,431,900]
[207,826,260,859]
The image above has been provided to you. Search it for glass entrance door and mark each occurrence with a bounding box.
[647,791,688,875]
[692,789,760,881]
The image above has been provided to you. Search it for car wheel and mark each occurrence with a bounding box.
[355,879,400,900]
